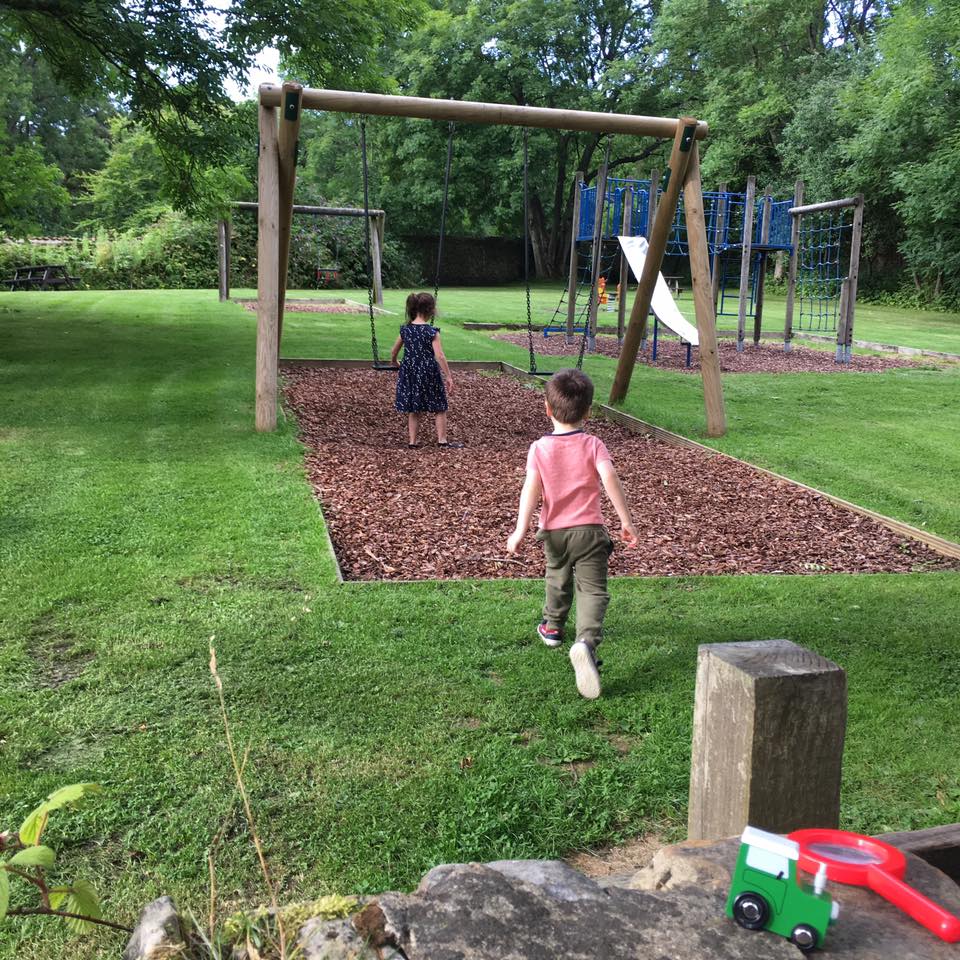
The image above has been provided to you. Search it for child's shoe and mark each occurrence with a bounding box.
[569,639,601,699]
[537,621,563,648]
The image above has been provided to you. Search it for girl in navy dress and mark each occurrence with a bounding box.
[389,292,463,448]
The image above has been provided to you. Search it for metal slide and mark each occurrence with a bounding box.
[617,235,699,346]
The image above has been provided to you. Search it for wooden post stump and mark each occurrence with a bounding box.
[687,639,846,840]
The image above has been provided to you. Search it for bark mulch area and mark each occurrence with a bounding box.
[281,366,958,582]
[240,299,375,314]
[494,333,923,374]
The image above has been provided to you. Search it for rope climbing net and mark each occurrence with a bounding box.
[796,210,851,333]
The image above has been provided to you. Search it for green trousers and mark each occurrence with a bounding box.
[536,524,613,647]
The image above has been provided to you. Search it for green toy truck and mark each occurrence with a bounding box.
[726,826,840,952]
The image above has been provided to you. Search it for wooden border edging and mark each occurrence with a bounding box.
[881,823,960,885]
[281,358,503,371]
[592,401,960,561]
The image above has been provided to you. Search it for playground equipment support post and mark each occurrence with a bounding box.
[610,120,697,405]
[736,176,756,353]
[783,179,804,350]
[711,182,728,312]
[255,101,280,433]
[565,172,584,343]
[753,188,772,346]
[640,166,660,347]
[276,82,303,350]
[587,159,608,352]
[617,187,633,344]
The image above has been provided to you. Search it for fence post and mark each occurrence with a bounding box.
[688,639,846,840]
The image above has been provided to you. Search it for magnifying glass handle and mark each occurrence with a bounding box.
[868,866,960,942]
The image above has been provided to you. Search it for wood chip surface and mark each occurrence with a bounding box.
[282,366,957,581]
[494,333,923,373]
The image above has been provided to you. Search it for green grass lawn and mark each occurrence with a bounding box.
[1,289,959,958]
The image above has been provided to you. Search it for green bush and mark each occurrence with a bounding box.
[1,210,419,291]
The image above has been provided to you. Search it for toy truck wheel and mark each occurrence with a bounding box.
[791,923,820,952]
[732,892,769,931]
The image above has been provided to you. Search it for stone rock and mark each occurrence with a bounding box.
[297,915,403,959]
[122,896,184,960]
[355,839,960,960]
[623,837,741,893]
[366,862,796,959]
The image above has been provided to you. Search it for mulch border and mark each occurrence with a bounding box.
[281,356,960,584]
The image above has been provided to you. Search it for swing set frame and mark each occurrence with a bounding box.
[254,81,727,436]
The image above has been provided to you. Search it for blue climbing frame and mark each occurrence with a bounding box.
[553,175,863,364]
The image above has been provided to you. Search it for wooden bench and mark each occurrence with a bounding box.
[4,265,80,291]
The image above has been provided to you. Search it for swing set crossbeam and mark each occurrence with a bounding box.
[255,82,726,437]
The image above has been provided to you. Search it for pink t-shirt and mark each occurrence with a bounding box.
[526,431,612,530]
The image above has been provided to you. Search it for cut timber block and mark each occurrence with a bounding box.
[687,639,846,840]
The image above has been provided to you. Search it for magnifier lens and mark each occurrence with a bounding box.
[808,842,884,865]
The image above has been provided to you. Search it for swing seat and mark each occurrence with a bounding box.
[316,267,340,284]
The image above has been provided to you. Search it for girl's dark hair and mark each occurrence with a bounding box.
[405,291,437,324]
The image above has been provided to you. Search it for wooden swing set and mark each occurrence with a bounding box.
[254,81,727,436]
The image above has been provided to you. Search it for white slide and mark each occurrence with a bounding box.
[617,235,699,346]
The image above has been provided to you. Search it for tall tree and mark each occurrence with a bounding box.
[0,0,422,206]
[352,0,668,278]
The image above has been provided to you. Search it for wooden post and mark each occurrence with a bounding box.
[609,120,699,404]
[687,639,847,840]
[783,180,804,351]
[617,188,633,344]
[836,278,850,363]
[640,167,660,345]
[683,143,726,437]
[217,218,230,301]
[276,82,303,350]
[370,214,384,306]
[256,103,281,432]
[736,176,756,353]
[844,195,864,363]
[566,172,584,343]
[587,160,609,351]
[711,183,728,312]
[752,189,772,345]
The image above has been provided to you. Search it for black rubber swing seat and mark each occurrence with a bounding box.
[372,362,400,372]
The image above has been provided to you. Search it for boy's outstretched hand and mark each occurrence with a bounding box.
[506,529,524,554]
[621,523,639,547]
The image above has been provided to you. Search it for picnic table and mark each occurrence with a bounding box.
[4,264,79,291]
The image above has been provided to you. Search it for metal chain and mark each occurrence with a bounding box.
[435,122,455,302]
[576,136,612,370]
[523,129,536,375]
[360,117,379,364]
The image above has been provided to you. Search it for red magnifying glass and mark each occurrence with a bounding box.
[789,828,960,943]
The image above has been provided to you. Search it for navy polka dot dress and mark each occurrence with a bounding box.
[395,323,448,413]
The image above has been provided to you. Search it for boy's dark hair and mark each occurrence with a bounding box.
[405,291,436,324]
[545,368,594,424]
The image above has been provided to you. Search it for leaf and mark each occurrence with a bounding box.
[18,807,49,847]
[19,784,102,845]
[8,845,55,870]
[0,867,9,923]
[43,784,103,812]
[48,886,70,910]
[64,879,101,933]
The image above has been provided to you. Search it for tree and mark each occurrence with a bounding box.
[841,0,960,297]
[0,136,69,235]
[339,0,669,278]
[0,0,422,207]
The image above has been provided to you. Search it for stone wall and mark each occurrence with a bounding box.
[124,835,960,959]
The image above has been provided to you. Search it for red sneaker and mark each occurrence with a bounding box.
[537,621,563,648]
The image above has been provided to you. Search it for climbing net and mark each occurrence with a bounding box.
[796,210,851,333]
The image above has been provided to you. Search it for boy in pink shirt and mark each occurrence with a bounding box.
[507,369,637,699]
